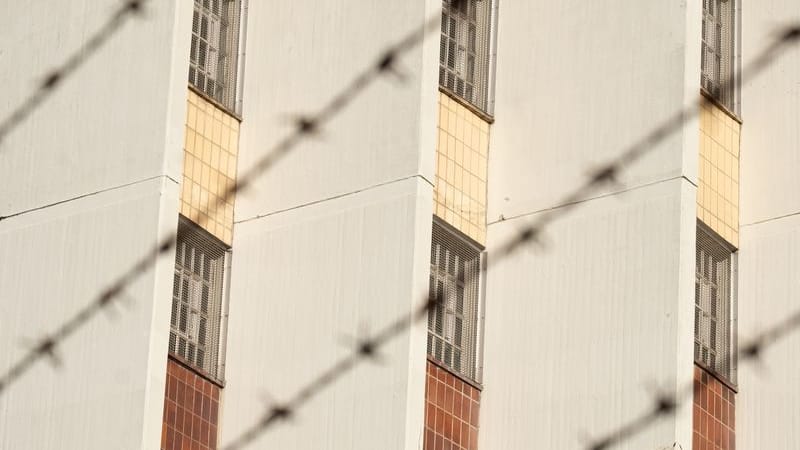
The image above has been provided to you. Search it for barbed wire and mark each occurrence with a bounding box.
[0,0,147,147]
[220,22,800,450]
[0,4,442,395]
[1,2,799,450]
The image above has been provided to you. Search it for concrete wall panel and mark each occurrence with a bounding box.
[0,0,191,217]
[481,179,690,449]
[738,3,800,448]
[0,177,179,450]
[221,177,432,450]
[234,0,440,221]
[487,0,692,223]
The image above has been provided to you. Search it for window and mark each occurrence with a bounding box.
[701,0,738,112]
[695,224,737,383]
[169,217,229,380]
[440,0,494,113]
[189,0,242,111]
[428,221,484,382]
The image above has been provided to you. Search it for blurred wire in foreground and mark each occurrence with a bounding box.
[0,0,147,147]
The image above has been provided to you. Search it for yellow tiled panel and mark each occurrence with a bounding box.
[180,89,240,245]
[697,101,740,247]
[433,92,489,245]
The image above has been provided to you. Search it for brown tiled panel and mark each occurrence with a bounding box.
[693,365,735,450]
[161,358,220,450]
[423,361,481,450]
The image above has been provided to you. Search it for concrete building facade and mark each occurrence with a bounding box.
[1,1,799,449]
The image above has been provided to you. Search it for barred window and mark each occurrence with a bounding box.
[695,225,737,383]
[169,217,229,381]
[440,0,494,113]
[189,0,242,111]
[701,0,738,111]
[428,221,484,382]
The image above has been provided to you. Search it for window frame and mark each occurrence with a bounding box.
[439,0,496,116]
[427,218,486,384]
[169,216,231,383]
[188,0,244,114]
[694,222,738,386]
[700,0,740,115]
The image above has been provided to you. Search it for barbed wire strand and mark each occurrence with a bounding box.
[0,7,442,395]
[221,22,800,450]
[0,0,147,147]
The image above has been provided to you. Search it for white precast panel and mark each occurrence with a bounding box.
[486,0,693,223]
[739,3,800,225]
[0,0,191,215]
[0,177,179,450]
[481,180,691,449]
[222,177,432,450]
[738,2,800,448]
[234,0,440,221]
[737,217,800,449]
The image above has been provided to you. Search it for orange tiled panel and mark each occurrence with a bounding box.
[181,89,239,245]
[693,365,735,450]
[161,358,220,450]
[697,100,740,247]
[423,361,481,450]
[434,92,489,245]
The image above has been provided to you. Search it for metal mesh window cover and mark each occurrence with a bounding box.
[427,221,484,382]
[439,0,493,113]
[189,0,242,111]
[701,0,737,112]
[169,217,229,381]
[695,224,737,383]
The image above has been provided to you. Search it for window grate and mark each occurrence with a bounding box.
[189,0,242,111]
[701,0,737,111]
[169,217,228,381]
[427,221,483,382]
[695,225,737,383]
[439,0,493,113]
